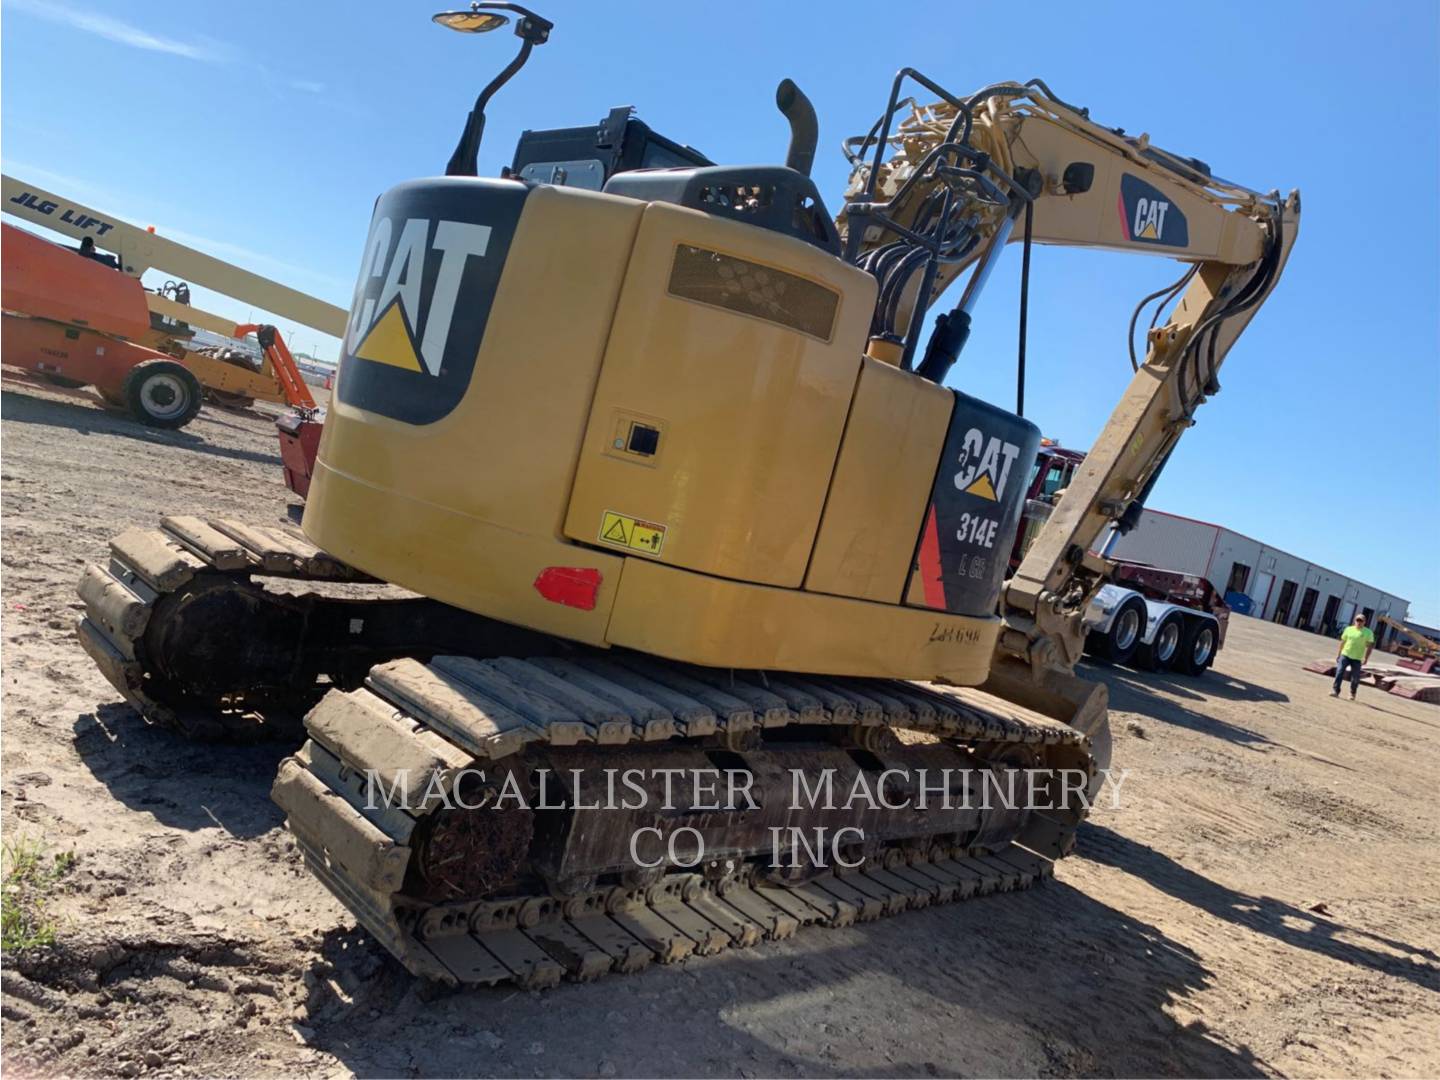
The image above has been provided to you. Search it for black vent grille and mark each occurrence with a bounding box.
[667,245,838,342]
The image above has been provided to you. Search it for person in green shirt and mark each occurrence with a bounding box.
[1331,613,1376,699]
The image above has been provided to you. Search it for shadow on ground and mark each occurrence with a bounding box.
[72,702,290,839]
[1081,823,1440,991]
[1080,661,1285,749]
[1,387,283,468]
[299,880,1269,1078]
[1086,660,1288,706]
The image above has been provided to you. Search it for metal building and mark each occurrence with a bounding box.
[1105,508,1411,647]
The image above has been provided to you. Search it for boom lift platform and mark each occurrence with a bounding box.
[2,173,344,422]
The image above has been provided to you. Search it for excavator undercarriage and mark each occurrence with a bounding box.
[279,677,1087,989]
[78,518,558,739]
[79,515,1093,987]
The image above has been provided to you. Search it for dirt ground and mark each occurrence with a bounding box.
[2,373,1437,1079]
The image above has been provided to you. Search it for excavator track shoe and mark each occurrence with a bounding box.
[77,518,369,739]
[274,656,1094,989]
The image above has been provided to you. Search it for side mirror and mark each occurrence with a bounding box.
[435,2,554,177]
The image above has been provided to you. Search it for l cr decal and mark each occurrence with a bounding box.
[1118,174,1189,248]
[337,178,527,425]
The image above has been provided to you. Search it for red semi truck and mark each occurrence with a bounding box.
[1013,441,1230,676]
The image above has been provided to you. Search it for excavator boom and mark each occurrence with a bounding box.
[1376,614,1440,658]
[837,75,1298,709]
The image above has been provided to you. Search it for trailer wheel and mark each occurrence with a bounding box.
[122,360,203,429]
[1086,596,1147,664]
[1135,612,1185,672]
[1176,618,1218,676]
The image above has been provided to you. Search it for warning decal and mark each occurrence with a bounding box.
[598,510,667,556]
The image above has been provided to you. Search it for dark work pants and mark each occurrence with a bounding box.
[1333,656,1363,694]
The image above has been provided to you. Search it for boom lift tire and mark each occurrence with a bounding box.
[122,359,203,429]
[1085,596,1147,665]
[1176,618,1218,676]
[1135,611,1185,672]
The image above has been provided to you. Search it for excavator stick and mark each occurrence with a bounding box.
[222,322,325,498]
[234,323,318,411]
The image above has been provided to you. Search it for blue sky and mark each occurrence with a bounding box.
[3,1,1436,621]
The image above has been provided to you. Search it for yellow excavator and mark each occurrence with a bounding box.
[76,4,1298,987]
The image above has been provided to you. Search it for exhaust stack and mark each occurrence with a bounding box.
[776,78,818,177]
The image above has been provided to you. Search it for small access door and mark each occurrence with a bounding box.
[1251,571,1275,615]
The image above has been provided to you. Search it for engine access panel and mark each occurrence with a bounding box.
[562,200,876,589]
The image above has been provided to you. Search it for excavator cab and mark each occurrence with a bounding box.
[511,106,712,189]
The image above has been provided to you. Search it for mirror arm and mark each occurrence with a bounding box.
[444,35,534,177]
[440,4,551,177]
